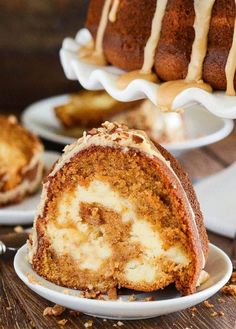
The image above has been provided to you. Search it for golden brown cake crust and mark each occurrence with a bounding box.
[85,0,236,90]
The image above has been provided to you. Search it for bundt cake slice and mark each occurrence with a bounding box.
[29,122,208,296]
[0,116,44,206]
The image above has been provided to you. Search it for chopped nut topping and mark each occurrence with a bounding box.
[231,272,236,283]
[88,128,98,136]
[108,287,118,300]
[218,311,224,316]
[203,300,214,308]
[221,284,236,296]
[80,290,101,299]
[132,134,143,144]
[114,137,122,142]
[43,304,65,316]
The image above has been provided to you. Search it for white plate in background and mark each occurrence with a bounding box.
[60,28,236,119]
[14,243,232,320]
[21,95,234,157]
[0,151,60,226]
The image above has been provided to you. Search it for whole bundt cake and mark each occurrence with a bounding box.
[82,0,236,97]
[29,122,208,296]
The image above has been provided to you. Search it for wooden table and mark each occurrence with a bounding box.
[0,122,235,329]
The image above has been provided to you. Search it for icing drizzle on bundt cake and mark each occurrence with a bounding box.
[83,0,236,106]
[29,122,208,295]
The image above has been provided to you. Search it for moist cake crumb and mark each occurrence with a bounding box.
[43,304,65,316]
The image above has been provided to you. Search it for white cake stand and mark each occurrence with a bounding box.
[60,28,236,119]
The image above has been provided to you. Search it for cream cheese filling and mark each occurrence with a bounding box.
[45,179,189,279]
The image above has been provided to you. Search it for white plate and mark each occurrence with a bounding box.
[0,151,60,226]
[21,95,234,157]
[60,29,236,119]
[14,243,232,320]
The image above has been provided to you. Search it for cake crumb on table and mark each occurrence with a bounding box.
[84,320,93,328]
[57,319,68,326]
[218,311,224,316]
[117,321,124,326]
[221,284,236,296]
[69,310,81,317]
[14,225,24,233]
[203,300,214,308]
[210,311,218,317]
[43,304,65,316]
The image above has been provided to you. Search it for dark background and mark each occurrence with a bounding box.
[0,0,89,114]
